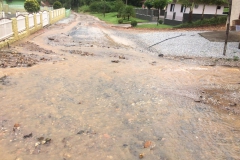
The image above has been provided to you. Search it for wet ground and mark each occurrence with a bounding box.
[0,13,240,160]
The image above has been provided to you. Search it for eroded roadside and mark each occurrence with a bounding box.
[0,12,240,160]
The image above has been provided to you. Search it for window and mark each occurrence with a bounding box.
[194,4,199,9]
[180,5,186,13]
[170,4,175,12]
[217,6,221,9]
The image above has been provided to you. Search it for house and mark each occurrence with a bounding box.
[230,0,240,30]
[164,2,225,25]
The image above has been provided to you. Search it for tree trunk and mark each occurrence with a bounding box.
[157,8,160,26]
[188,2,194,23]
[215,6,217,18]
[201,4,205,20]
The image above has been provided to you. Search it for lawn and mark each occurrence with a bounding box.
[136,23,173,29]
[90,12,148,24]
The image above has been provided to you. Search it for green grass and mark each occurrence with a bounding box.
[90,12,148,24]
[136,23,173,29]
[224,7,229,12]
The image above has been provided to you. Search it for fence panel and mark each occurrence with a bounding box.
[28,14,34,28]
[36,13,40,24]
[0,18,13,41]
[42,11,49,26]
[16,15,26,32]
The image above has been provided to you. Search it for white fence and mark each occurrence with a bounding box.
[16,15,26,32]
[0,19,13,41]
[42,11,49,27]
[28,14,34,28]
[36,13,40,25]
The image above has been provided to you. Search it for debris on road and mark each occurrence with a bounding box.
[111,60,120,63]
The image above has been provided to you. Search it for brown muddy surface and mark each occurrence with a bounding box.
[0,13,240,160]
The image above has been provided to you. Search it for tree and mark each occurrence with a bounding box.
[24,0,40,13]
[53,1,62,9]
[144,0,153,9]
[178,0,196,23]
[153,0,168,25]
[123,5,135,20]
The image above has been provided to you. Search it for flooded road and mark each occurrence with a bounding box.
[0,13,240,160]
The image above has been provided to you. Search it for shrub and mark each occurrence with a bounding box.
[79,5,90,12]
[233,56,239,61]
[158,19,163,24]
[24,0,40,13]
[118,18,123,24]
[131,20,137,27]
[174,16,227,28]
[53,1,62,9]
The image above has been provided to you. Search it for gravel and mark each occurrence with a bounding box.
[136,31,240,58]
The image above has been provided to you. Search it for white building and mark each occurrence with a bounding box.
[165,3,224,22]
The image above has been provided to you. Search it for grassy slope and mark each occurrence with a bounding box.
[90,12,148,24]
[136,23,172,29]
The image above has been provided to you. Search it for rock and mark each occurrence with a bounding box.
[45,138,51,143]
[139,154,144,159]
[23,133,32,139]
[119,55,125,59]
[123,144,128,147]
[144,141,151,148]
[77,130,84,135]
[229,102,237,107]
[111,60,119,63]
[48,37,54,40]
[35,142,40,147]
[158,54,164,57]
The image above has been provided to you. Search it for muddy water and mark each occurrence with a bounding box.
[1,13,240,160]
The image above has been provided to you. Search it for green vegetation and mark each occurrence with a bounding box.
[118,18,123,24]
[233,56,239,61]
[174,16,227,28]
[53,1,62,9]
[91,12,147,24]
[136,23,172,29]
[24,0,40,13]
[79,5,90,12]
[131,20,137,27]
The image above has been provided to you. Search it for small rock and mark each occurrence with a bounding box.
[229,103,237,107]
[23,133,32,139]
[77,130,84,135]
[158,54,164,57]
[35,142,40,147]
[48,37,54,40]
[139,154,144,159]
[37,137,44,141]
[111,60,119,63]
[119,55,125,59]
[45,138,51,143]
[194,99,201,103]
[144,141,151,148]
[41,140,46,145]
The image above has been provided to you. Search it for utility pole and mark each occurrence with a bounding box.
[223,0,232,56]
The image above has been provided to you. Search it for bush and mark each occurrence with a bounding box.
[24,0,40,13]
[158,19,163,24]
[174,16,227,28]
[118,18,123,24]
[79,5,90,12]
[131,20,137,27]
[53,1,62,9]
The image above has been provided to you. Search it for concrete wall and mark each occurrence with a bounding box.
[0,8,66,48]
[230,0,240,26]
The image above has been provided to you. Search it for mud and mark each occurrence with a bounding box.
[0,13,240,160]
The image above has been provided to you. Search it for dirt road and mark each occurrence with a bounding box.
[0,13,240,160]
